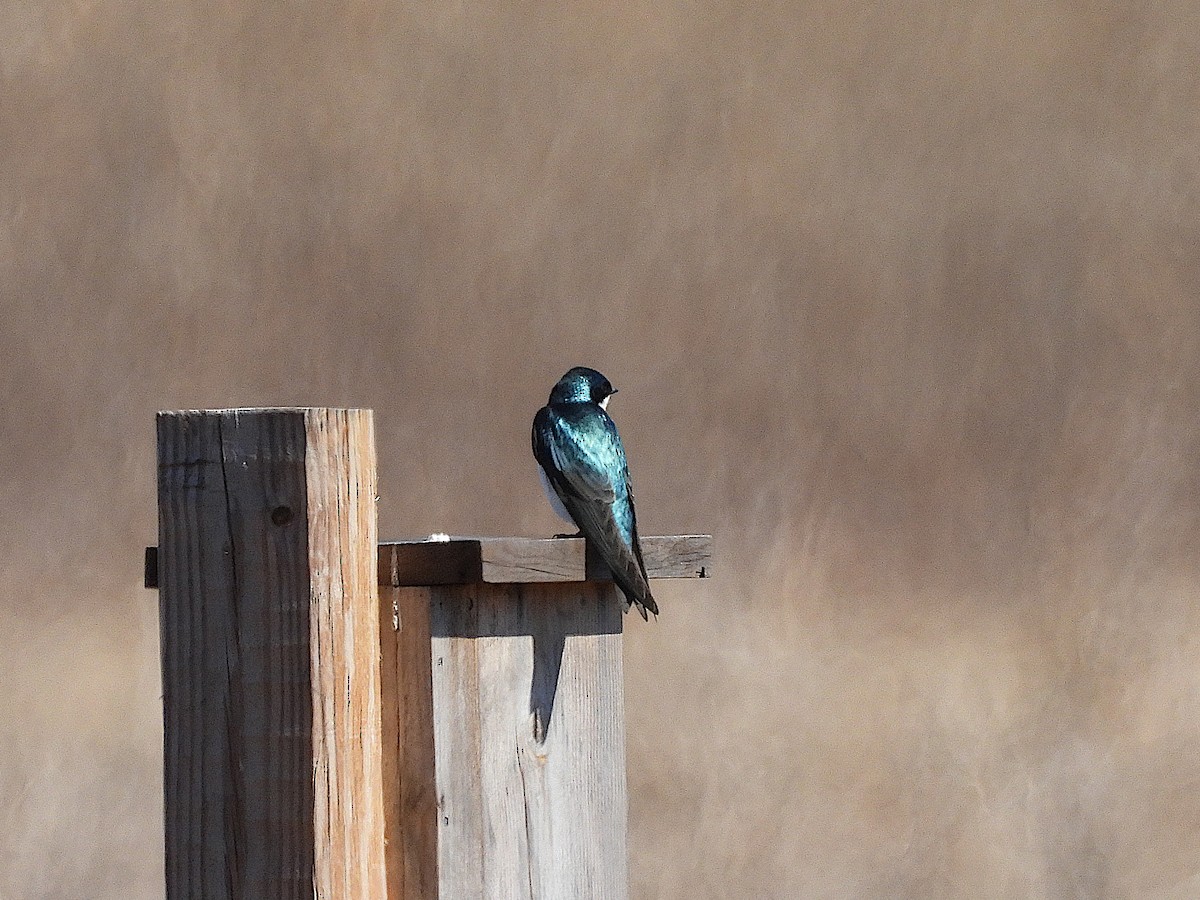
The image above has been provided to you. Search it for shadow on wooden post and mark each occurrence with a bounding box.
[379,585,438,900]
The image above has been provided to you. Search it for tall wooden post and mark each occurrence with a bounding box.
[156,408,386,899]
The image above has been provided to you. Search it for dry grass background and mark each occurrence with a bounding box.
[3,2,1200,897]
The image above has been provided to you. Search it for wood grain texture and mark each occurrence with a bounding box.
[479,537,586,582]
[150,534,713,589]
[429,582,629,900]
[304,409,388,899]
[586,534,712,581]
[156,408,386,899]
[158,411,246,899]
[380,586,438,900]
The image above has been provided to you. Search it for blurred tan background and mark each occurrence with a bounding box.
[3,2,1199,897]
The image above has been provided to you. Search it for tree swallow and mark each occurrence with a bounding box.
[532,367,659,620]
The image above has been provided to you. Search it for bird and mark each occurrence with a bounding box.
[532,366,658,620]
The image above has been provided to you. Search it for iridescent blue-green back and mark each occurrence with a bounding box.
[532,367,657,618]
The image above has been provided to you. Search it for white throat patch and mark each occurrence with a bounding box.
[599,396,610,410]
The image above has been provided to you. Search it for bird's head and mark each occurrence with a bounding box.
[549,366,618,409]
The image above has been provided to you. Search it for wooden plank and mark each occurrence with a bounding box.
[158,411,236,898]
[390,535,711,585]
[156,408,386,899]
[430,582,628,900]
[304,409,387,899]
[379,586,438,899]
[479,537,587,583]
[148,534,712,589]
[586,534,712,580]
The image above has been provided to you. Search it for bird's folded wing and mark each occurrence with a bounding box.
[538,415,618,502]
[560,490,652,603]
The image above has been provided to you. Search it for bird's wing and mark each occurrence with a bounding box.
[532,407,656,619]
[532,407,617,503]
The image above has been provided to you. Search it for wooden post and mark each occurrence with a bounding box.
[156,408,386,899]
[379,585,439,900]
[150,410,711,900]
[377,536,711,900]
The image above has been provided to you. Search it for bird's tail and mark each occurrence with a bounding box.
[619,584,658,621]
[614,524,657,620]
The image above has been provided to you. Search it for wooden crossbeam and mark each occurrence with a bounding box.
[146,534,712,589]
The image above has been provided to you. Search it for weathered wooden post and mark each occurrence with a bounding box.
[155,408,386,899]
[151,406,710,900]
[378,536,710,900]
